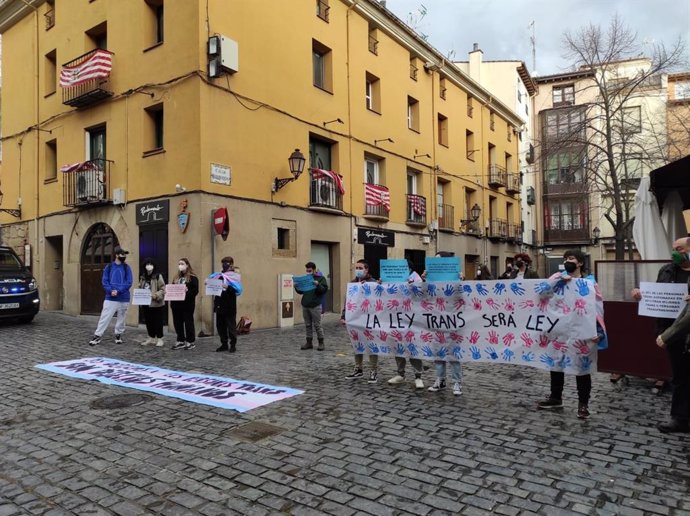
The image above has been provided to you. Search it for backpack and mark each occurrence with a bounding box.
[236,316,252,335]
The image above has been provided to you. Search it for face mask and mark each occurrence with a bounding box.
[476,271,482,277]
[515,260,524,268]
[178,264,187,272]
[563,262,577,274]
[145,265,154,273]
[671,251,686,265]
[222,262,231,272]
[355,270,365,278]
[117,255,127,263]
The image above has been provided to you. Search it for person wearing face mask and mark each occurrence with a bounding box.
[295,261,329,351]
[89,245,134,346]
[475,264,493,280]
[537,250,606,419]
[138,258,166,347]
[342,259,381,383]
[508,253,539,280]
[207,256,243,353]
[632,237,690,433]
[170,258,199,350]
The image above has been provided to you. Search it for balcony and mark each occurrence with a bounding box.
[544,227,590,244]
[488,218,508,240]
[368,34,379,55]
[410,62,418,81]
[44,9,55,30]
[61,49,114,108]
[309,176,343,211]
[62,159,111,207]
[406,194,427,226]
[438,203,454,231]
[543,181,587,196]
[364,183,390,220]
[506,223,522,243]
[506,173,521,194]
[316,0,329,21]
[488,164,507,187]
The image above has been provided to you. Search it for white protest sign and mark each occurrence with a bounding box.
[131,288,152,306]
[638,281,687,318]
[345,278,600,375]
[205,278,224,296]
[164,283,187,301]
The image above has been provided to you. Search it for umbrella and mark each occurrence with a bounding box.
[632,176,671,260]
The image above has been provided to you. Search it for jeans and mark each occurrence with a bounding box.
[434,360,462,383]
[550,371,591,404]
[94,300,129,337]
[354,354,378,369]
[395,357,423,378]
[303,306,324,340]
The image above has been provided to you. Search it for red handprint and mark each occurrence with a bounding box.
[486,298,500,311]
[486,330,499,345]
[360,299,370,312]
[538,334,550,348]
[379,330,388,342]
[435,298,447,310]
[421,300,434,311]
[504,299,515,312]
[402,299,413,311]
[390,330,403,342]
[469,331,480,344]
[435,331,446,344]
[538,298,550,312]
[387,299,400,310]
[349,329,359,340]
[574,340,590,355]
[420,331,433,343]
[502,332,515,346]
[404,330,415,343]
[454,298,466,310]
[363,329,375,341]
[574,299,587,316]
[375,299,384,312]
[555,299,571,315]
[519,300,535,309]
[346,300,357,312]
[520,332,534,347]
[472,298,482,310]
[449,332,464,343]
[551,339,568,352]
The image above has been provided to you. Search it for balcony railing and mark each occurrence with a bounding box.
[406,194,426,225]
[410,62,418,81]
[506,173,521,194]
[364,183,389,219]
[309,176,343,211]
[62,159,111,207]
[44,9,55,30]
[368,34,379,54]
[316,0,330,21]
[488,164,507,187]
[543,181,587,196]
[507,223,522,242]
[62,49,114,108]
[544,227,590,244]
[488,218,508,239]
[438,203,454,231]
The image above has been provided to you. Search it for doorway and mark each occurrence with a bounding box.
[80,223,118,315]
[404,249,426,276]
[139,223,168,324]
[364,244,387,280]
[464,254,480,280]
[44,236,64,310]
[310,242,333,312]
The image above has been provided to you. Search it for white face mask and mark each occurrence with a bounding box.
[178,264,187,272]
[145,265,154,273]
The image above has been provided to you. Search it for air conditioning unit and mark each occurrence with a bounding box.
[311,180,338,208]
[76,169,104,202]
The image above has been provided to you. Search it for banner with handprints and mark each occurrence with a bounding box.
[345,278,600,375]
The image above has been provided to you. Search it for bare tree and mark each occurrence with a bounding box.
[557,15,687,259]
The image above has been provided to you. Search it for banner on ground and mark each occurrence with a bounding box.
[35,357,303,412]
[345,278,599,375]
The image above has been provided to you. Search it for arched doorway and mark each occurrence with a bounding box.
[81,223,119,315]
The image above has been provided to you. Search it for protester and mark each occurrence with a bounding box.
[407,259,422,283]
[632,237,690,433]
[508,253,539,279]
[343,259,380,383]
[499,262,514,279]
[139,257,166,347]
[295,261,329,350]
[537,249,606,419]
[88,246,133,346]
[475,264,493,280]
[208,256,243,353]
[170,258,199,350]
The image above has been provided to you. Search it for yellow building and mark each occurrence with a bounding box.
[0,0,522,331]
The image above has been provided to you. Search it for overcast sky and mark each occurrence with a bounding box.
[385,0,690,76]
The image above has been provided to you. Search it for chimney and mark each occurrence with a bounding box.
[473,43,479,52]
[468,43,483,81]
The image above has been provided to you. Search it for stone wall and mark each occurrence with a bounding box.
[0,222,30,262]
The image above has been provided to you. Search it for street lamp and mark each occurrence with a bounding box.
[592,226,601,244]
[460,203,481,225]
[273,149,306,193]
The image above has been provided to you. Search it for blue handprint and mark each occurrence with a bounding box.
[368,342,380,353]
[534,282,552,295]
[437,347,448,359]
[452,346,463,360]
[558,355,572,369]
[400,285,411,297]
[396,343,405,356]
[493,283,507,295]
[485,347,499,360]
[348,284,359,296]
[421,345,434,357]
[408,343,419,357]
[386,284,399,295]
[379,345,390,354]
[539,354,556,367]
[374,284,385,297]
[462,284,473,295]
[469,346,481,360]
[411,285,424,297]
[355,342,365,353]
[443,284,455,297]
[476,283,489,296]
[521,351,535,362]
[502,348,515,361]
[510,282,525,295]
[580,356,592,372]
[426,283,437,296]
[362,283,372,296]
[553,280,568,295]
[575,278,590,296]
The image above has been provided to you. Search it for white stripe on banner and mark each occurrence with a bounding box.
[35,357,303,412]
[345,278,600,375]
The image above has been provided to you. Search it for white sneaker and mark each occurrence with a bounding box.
[414,378,424,389]
[141,337,154,346]
[155,338,164,347]
[387,375,405,385]
[453,382,462,396]
[428,379,446,392]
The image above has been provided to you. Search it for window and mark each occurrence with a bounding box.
[489,111,495,131]
[87,125,106,161]
[144,104,164,153]
[546,200,585,230]
[407,96,419,132]
[467,96,474,118]
[272,219,296,257]
[544,151,584,184]
[44,49,57,96]
[552,84,575,106]
[439,78,447,100]
[622,106,642,134]
[44,0,55,30]
[517,89,522,103]
[505,153,513,173]
[309,136,332,170]
[623,153,643,186]
[365,157,379,184]
[410,58,418,81]
[466,130,475,160]
[437,113,448,147]
[675,80,690,100]
[437,180,445,208]
[368,26,378,55]
[507,125,512,142]
[406,169,419,195]
[542,107,586,141]
[277,228,290,249]
[316,0,329,22]
[145,0,164,47]
[87,22,108,50]
[365,72,380,113]
[45,139,57,181]
[312,39,332,92]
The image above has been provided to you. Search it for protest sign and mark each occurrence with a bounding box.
[345,278,599,375]
[380,259,411,282]
[164,283,187,301]
[131,288,152,306]
[293,274,316,292]
[205,278,224,296]
[638,281,687,318]
[36,357,303,412]
[425,256,461,281]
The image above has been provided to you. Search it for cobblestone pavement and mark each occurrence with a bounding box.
[0,311,689,516]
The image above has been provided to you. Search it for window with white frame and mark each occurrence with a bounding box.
[365,157,379,184]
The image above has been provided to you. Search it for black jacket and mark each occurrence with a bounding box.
[655,263,690,335]
[171,275,199,308]
[214,285,237,314]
